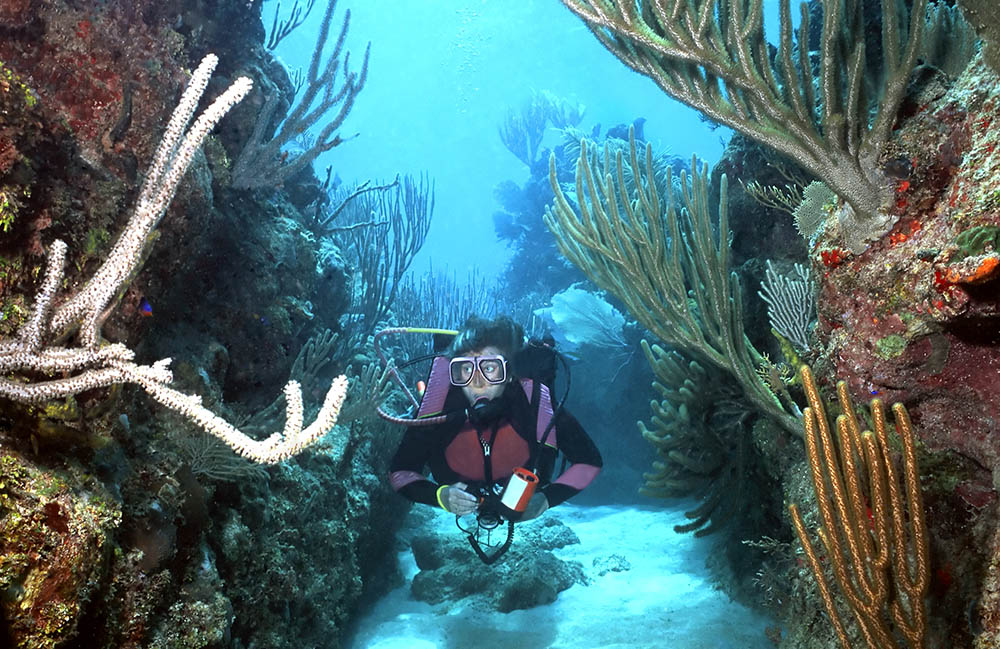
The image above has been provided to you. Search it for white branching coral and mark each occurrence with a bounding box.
[49,55,253,346]
[0,54,350,464]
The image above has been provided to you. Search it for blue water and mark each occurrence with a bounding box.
[268,4,796,646]
[274,0,733,281]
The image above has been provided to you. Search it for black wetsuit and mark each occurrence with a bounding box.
[388,380,602,508]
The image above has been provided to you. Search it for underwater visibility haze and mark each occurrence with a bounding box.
[0,1,999,649]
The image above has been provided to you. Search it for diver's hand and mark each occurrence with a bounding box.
[520,492,550,521]
[439,482,479,516]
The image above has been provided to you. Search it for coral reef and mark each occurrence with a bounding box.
[957,0,1000,72]
[804,49,1000,648]
[560,0,926,227]
[404,508,586,613]
[0,450,122,648]
[0,1,404,647]
[812,51,1000,472]
[8,0,1000,646]
[789,366,929,649]
[554,1,1000,646]
[0,51,351,465]
[546,134,802,437]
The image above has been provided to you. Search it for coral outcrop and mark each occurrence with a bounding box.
[404,508,587,613]
[555,1,1000,646]
[808,50,1000,648]
[0,1,399,648]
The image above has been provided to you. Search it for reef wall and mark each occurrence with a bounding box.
[0,2,402,648]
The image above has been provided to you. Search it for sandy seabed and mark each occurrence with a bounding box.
[348,503,775,649]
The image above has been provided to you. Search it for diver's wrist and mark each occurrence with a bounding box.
[436,484,450,511]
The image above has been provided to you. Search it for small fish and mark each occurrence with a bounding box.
[139,297,153,317]
[416,380,426,398]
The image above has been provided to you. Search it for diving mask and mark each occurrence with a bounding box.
[449,355,508,386]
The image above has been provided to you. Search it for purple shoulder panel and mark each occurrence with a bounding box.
[416,356,451,418]
[520,379,557,448]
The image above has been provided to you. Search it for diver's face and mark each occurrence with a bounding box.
[456,346,509,405]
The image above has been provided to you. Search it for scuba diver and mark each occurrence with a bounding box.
[384,315,602,562]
